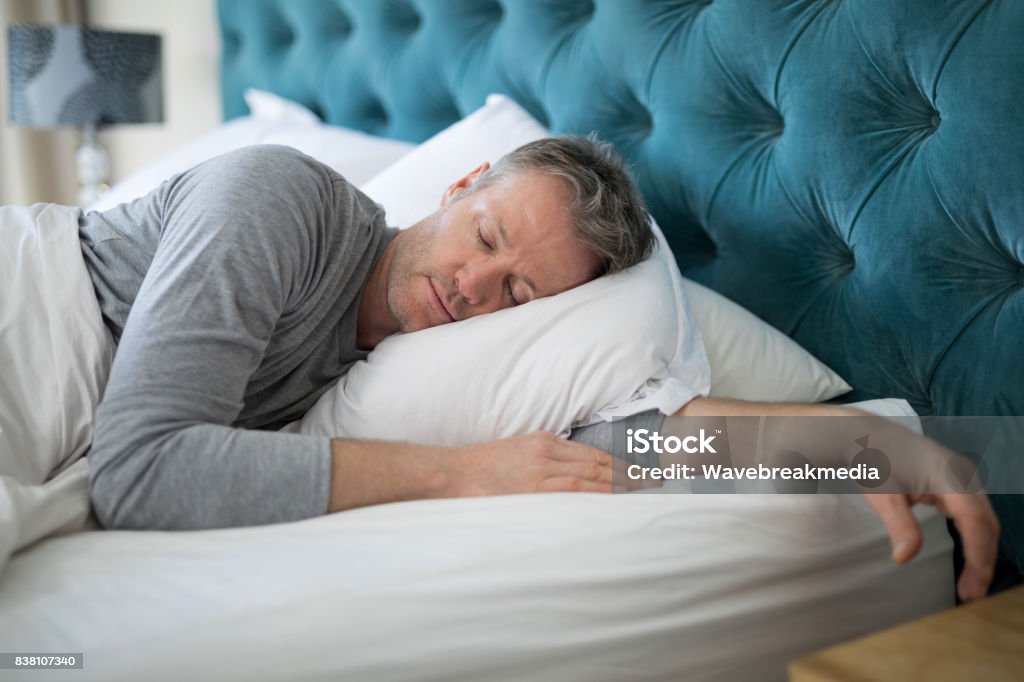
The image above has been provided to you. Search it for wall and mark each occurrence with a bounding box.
[0,0,221,205]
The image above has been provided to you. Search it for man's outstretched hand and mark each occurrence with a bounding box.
[865,492,999,602]
[329,402,1000,602]
[673,396,1002,602]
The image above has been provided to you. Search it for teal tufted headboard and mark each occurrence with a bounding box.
[218,0,1023,582]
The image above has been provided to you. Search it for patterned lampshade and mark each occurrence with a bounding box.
[7,24,163,128]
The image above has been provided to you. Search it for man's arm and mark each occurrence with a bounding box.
[90,147,351,530]
[672,397,1000,602]
[326,431,631,513]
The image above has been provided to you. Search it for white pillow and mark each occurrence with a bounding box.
[360,94,848,405]
[361,94,554,227]
[88,89,415,212]
[287,95,711,445]
[243,88,320,125]
[682,279,851,402]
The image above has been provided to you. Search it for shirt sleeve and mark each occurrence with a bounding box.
[88,146,339,530]
[568,410,666,468]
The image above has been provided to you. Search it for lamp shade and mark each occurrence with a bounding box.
[8,24,163,128]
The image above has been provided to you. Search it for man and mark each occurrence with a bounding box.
[83,137,996,601]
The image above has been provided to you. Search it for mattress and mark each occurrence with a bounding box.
[0,491,952,682]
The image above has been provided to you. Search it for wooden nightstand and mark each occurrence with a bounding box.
[789,586,1024,681]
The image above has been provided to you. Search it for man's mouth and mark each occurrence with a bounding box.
[428,277,456,322]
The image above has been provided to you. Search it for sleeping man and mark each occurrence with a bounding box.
[81,137,997,601]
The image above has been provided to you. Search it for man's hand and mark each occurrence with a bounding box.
[449,431,640,496]
[674,397,1001,602]
[327,432,639,515]
[864,493,999,602]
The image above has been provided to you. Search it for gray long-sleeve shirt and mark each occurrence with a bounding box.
[80,144,662,532]
[81,145,396,530]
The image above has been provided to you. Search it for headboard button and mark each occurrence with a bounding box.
[837,247,855,275]
[555,0,595,24]
[481,1,504,23]
[325,8,353,40]
[223,30,241,52]
[271,23,295,49]
[388,1,423,34]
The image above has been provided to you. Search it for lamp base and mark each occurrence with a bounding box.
[76,126,110,207]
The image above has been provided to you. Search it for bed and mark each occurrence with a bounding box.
[2,0,1021,680]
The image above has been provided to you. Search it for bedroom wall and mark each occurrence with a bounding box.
[0,0,221,205]
[85,0,221,196]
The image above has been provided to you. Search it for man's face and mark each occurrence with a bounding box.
[385,166,603,333]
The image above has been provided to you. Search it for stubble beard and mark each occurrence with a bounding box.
[386,222,435,334]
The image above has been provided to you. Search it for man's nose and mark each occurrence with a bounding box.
[454,260,505,315]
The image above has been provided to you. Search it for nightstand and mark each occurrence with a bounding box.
[789,586,1024,681]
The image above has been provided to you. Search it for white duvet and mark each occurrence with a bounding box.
[0,492,952,682]
[0,204,112,573]
[0,204,955,681]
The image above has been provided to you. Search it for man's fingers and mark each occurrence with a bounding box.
[536,477,613,494]
[551,460,614,485]
[941,493,999,602]
[524,434,654,492]
[865,492,999,602]
[547,438,613,465]
[865,494,923,564]
[548,440,653,489]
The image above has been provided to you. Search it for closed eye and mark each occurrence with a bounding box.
[477,227,494,251]
[478,223,523,305]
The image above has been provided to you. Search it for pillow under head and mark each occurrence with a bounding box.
[287,95,712,445]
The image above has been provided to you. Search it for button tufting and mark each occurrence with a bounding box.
[389,1,422,33]
[482,1,504,23]
[325,8,353,39]
[750,97,784,135]
[563,0,595,22]
[362,97,389,129]
[823,241,855,278]
[930,111,941,130]
[700,233,717,259]
[838,246,855,271]
[634,106,654,139]
[223,30,241,51]
[533,105,551,129]
[270,23,295,48]
[752,108,784,143]
[624,91,654,141]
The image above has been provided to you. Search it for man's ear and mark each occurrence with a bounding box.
[441,162,491,207]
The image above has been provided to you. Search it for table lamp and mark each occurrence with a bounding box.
[7,24,163,206]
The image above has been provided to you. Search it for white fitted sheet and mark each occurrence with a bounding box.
[0,492,952,682]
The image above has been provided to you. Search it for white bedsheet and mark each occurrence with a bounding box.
[0,492,952,682]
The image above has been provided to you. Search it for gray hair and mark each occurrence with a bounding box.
[464,135,654,275]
